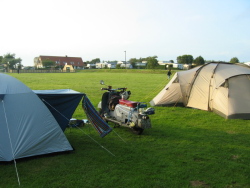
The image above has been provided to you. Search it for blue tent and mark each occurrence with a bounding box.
[0,74,73,162]
[33,89,84,131]
[34,89,112,137]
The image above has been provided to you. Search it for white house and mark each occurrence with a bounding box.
[86,64,96,69]
[158,61,172,65]
[96,62,108,69]
[95,62,117,69]
[244,62,250,66]
[173,63,183,69]
[173,63,191,70]
[105,62,117,69]
[117,61,132,68]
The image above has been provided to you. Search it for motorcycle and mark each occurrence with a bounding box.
[98,80,155,134]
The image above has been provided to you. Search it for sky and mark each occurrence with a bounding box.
[1,0,250,66]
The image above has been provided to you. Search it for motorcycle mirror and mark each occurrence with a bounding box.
[100,80,105,85]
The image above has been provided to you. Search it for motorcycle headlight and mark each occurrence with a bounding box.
[145,107,155,115]
[121,91,131,100]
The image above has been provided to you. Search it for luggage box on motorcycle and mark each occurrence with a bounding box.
[119,99,138,108]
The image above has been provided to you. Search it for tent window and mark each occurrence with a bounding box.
[221,80,229,88]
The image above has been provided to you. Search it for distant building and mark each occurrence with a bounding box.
[173,63,183,69]
[244,62,250,66]
[96,62,107,69]
[86,64,96,69]
[183,64,192,70]
[117,61,132,68]
[173,63,191,70]
[158,61,172,66]
[95,62,117,69]
[105,62,117,69]
[135,62,147,68]
[63,64,74,72]
[34,55,86,69]
[158,61,175,69]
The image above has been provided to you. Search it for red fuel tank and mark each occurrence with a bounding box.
[119,99,138,108]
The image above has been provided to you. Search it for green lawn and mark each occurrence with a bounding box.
[1,70,250,188]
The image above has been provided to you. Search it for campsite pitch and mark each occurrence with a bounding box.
[1,70,250,187]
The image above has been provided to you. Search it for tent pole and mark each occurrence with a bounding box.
[76,127,116,157]
[112,130,127,143]
[2,100,21,186]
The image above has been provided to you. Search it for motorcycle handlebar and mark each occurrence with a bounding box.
[118,88,127,90]
[101,87,127,91]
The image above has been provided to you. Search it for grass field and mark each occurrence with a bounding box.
[1,70,250,188]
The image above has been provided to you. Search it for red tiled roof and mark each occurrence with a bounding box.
[39,55,85,66]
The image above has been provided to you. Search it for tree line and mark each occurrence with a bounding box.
[86,56,160,69]
[0,52,241,70]
[89,55,240,69]
[0,53,22,70]
[176,55,240,65]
